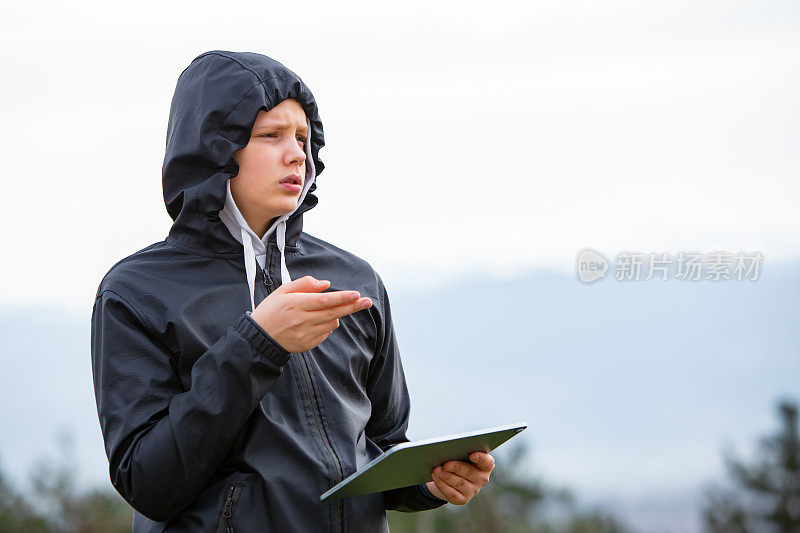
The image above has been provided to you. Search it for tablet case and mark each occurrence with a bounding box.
[320,423,527,501]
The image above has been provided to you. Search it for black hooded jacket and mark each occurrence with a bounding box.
[90,50,446,532]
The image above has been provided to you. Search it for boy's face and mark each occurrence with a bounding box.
[231,98,308,238]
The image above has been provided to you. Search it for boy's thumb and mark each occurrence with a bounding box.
[278,275,330,294]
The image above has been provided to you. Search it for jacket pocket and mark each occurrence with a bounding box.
[216,483,244,533]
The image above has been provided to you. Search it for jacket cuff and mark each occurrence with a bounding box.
[236,312,291,368]
[384,482,448,512]
[417,482,448,506]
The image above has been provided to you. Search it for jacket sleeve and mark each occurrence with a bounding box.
[90,289,291,522]
[365,279,448,512]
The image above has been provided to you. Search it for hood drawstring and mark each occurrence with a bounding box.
[219,119,317,312]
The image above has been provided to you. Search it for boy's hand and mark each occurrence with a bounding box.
[425,451,495,505]
[251,275,372,353]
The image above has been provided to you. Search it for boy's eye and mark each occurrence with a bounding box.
[256,133,306,148]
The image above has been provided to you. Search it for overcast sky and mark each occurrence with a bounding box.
[1,0,798,312]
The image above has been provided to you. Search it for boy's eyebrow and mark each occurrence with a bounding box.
[254,120,309,133]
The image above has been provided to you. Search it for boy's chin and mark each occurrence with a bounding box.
[271,202,299,219]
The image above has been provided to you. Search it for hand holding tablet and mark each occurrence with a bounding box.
[320,423,527,501]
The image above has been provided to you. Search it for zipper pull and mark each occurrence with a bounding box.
[259,265,270,289]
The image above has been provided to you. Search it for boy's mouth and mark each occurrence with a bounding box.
[280,174,303,186]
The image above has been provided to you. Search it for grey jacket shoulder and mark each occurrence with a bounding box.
[94,240,174,301]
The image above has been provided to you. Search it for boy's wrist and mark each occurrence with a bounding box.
[419,482,448,504]
[240,311,291,366]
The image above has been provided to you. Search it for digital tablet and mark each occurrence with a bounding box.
[320,422,527,501]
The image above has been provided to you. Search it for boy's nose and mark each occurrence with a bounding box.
[286,141,306,167]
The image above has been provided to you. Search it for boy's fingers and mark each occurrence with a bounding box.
[470,452,495,472]
[277,275,330,294]
[432,468,470,504]
[431,473,458,503]
[442,461,490,486]
[310,319,340,338]
[436,469,474,495]
[307,330,332,347]
[310,298,372,325]
[292,290,361,311]
[443,461,477,478]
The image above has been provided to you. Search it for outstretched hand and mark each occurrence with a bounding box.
[426,451,495,505]
[251,275,372,353]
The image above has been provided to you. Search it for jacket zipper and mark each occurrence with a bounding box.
[219,484,241,533]
[296,352,345,531]
[260,246,345,533]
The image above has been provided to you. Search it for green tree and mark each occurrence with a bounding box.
[703,398,800,532]
[0,433,132,533]
[0,464,50,533]
[27,455,133,533]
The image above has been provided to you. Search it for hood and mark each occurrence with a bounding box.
[162,50,326,310]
